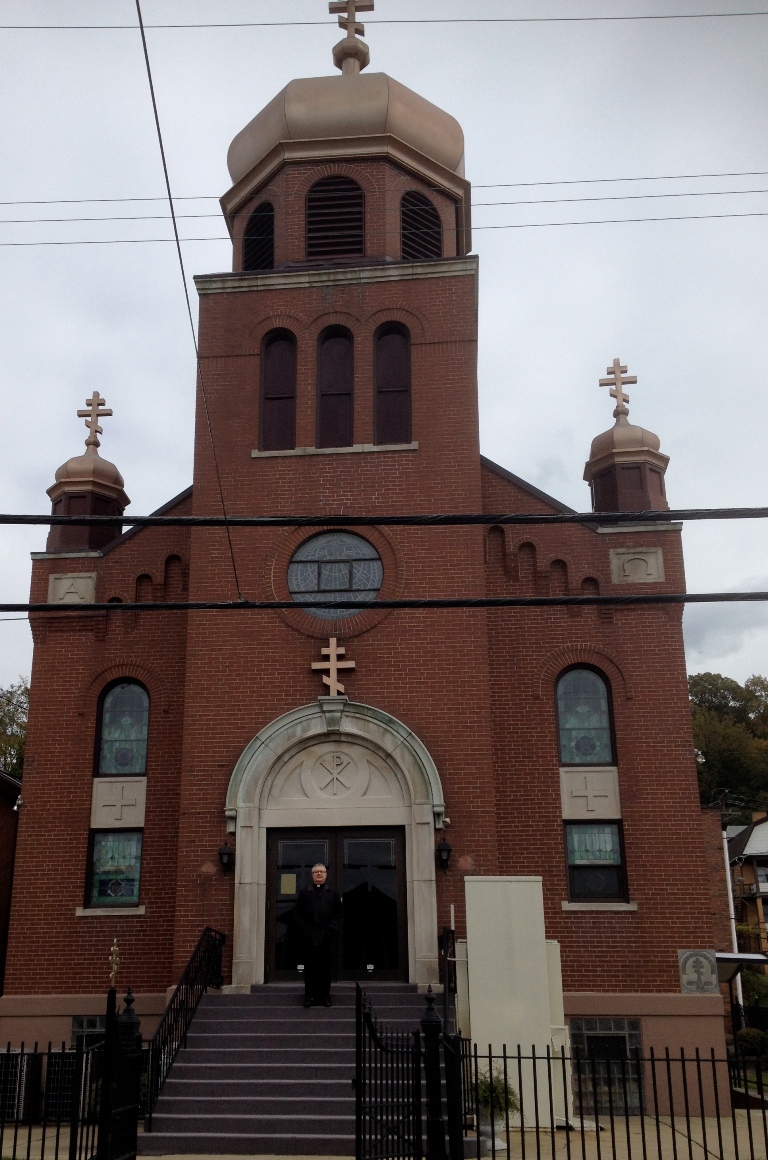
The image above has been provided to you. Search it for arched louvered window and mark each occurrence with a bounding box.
[556,667,614,765]
[261,329,297,451]
[317,326,354,448]
[243,202,274,271]
[374,323,411,445]
[96,681,150,775]
[306,177,364,260]
[401,191,442,261]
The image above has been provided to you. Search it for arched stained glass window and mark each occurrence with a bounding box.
[97,682,149,775]
[556,668,613,765]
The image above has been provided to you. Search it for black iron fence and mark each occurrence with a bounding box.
[357,986,768,1160]
[0,986,143,1160]
[143,925,225,1128]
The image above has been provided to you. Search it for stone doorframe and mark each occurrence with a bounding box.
[224,696,445,988]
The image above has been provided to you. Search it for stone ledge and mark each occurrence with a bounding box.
[75,906,145,917]
[561,901,638,911]
[596,523,683,534]
[195,256,478,295]
[251,441,418,459]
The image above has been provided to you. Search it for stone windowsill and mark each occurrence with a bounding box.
[75,906,145,917]
[31,551,103,560]
[251,441,418,459]
[561,901,638,912]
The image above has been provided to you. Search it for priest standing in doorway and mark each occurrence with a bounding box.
[295,863,343,1007]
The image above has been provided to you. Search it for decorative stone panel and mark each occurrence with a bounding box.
[609,547,665,584]
[47,573,97,604]
[90,777,147,829]
[560,767,621,819]
[678,949,719,994]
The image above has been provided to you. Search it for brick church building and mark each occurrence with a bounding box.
[0,4,727,1056]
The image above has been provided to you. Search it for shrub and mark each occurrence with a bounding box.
[475,1067,520,1116]
[735,1027,767,1057]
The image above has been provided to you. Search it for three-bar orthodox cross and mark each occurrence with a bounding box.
[599,358,636,417]
[329,0,374,40]
[77,391,113,449]
[312,637,356,697]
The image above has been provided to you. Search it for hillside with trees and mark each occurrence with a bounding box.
[689,672,768,814]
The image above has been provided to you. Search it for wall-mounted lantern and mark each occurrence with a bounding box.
[436,836,453,873]
[218,840,235,873]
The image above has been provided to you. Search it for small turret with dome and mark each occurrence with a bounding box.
[218,0,471,273]
[46,392,129,553]
[583,359,670,512]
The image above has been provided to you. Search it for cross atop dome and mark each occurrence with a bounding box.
[77,391,113,450]
[330,0,374,74]
[599,358,637,420]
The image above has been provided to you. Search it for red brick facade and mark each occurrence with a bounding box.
[1,92,724,1046]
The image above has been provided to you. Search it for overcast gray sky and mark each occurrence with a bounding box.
[1,0,767,688]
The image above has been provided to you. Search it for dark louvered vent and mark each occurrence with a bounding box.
[243,202,274,271]
[401,191,442,261]
[306,177,365,259]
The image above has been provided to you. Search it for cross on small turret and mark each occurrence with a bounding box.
[599,358,637,417]
[329,0,374,40]
[77,391,113,449]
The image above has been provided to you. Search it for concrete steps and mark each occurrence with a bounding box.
[138,982,428,1156]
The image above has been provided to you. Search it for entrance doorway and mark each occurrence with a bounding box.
[266,827,407,982]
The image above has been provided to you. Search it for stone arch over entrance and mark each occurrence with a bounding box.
[225,697,444,988]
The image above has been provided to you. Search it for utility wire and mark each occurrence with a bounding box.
[4,592,768,615]
[3,12,768,28]
[5,187,768,225]
[4,506,768,528]
[1,206,767,245]
[3,171,767,207]
[134,0,243,602]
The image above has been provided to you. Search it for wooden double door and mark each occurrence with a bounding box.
[265,826,408,982]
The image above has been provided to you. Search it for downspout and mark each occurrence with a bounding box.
[723,825,744,1008]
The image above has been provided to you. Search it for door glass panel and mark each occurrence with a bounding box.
[275,839,329,971]
[342,838,398,972]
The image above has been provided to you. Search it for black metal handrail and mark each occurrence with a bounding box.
[144,927,225,1128]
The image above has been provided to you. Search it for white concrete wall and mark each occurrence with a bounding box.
[465,876,566,1127]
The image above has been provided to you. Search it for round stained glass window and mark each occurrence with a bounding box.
[287,532,383,619]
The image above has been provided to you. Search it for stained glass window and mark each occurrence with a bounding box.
[89,831,142,907]
[98,682,149,774]
[556,668,613,765]
[565,823,626,900]
[287,532,383,619]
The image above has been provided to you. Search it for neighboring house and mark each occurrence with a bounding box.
[728,813,768,953]
[0,772,20,994]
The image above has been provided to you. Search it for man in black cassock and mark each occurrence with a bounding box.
[294,863,343,1007]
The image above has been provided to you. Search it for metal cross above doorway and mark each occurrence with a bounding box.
[265,826,408,982]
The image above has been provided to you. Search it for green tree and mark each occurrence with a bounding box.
[689,672,768,812]
[0,678,29,780]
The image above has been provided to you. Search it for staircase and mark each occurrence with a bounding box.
[138,982,429,1156]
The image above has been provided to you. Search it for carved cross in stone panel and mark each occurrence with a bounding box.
[329,0,374,39]
[312,636,355,697]
[102,783,138,821]
[599,358,637,416]
[77,391,113,449]
[570,773,609,813]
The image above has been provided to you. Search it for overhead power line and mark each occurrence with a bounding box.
[1,207,766,246]
[2,171,767,207]
[4,506,768,528]
[3,592,768,616]
[134,0,243,602]
[3,187,768,226]
[2,12,768,28]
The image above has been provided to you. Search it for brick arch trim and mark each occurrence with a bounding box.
[78,661,169,717]
[535,645,632,701]
[295,163,382,200]
[364,306,427,341]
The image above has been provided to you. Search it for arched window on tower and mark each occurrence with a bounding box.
[95,681,150,775]
[317,326,354,448]
[261,329,297,451]
[306,177,364,260]
[401,191,442,261]
[242,202,274,271]
[374,323,411,445]
[555,667,614,766]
